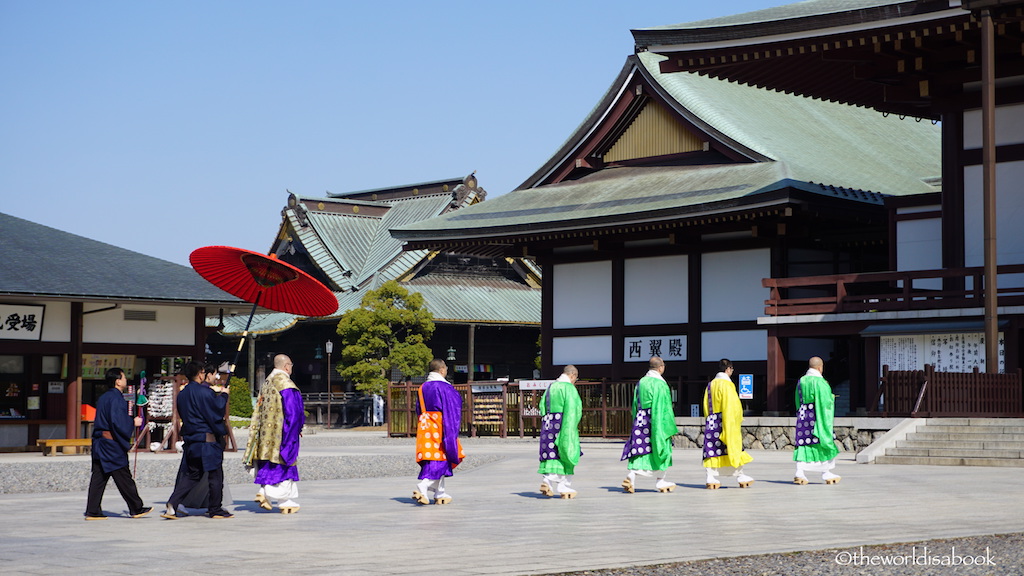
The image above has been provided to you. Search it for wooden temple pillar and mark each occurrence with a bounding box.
[765,328,786,414]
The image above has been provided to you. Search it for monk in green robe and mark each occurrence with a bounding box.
[621,356,679,493]
[793,356,841,485]
[538,365,583,499]
[702,358,754,489]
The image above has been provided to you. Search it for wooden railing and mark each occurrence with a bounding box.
[387,380,638,438]
[763,264,1024,316]
[872,364,1023,417]
[301,392,361,405]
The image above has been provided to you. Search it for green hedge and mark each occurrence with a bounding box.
[228,376,253,418]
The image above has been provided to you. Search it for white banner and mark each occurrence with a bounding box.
[623,335,686,362]
[0,304,44,341]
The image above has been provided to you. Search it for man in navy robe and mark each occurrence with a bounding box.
[162,360,232,519]
[84,367,152,520]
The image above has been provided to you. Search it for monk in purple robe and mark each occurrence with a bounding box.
[412,359,464,505]
[244,354,305,513]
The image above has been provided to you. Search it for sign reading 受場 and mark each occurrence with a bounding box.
[0,305,44,341]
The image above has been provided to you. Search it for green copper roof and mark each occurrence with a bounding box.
[218,180,540,336]
[639,0,904,31]
[393,52,939,243]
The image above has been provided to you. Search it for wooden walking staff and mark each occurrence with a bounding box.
[131,371,151,477]
[228,295,261,376]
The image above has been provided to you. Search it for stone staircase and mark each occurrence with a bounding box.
[874,418,1024,467]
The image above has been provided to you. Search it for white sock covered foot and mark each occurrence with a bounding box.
[655,477,676,492]
[705,468,720,489]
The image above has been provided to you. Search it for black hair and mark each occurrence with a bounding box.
[184,360,204,381]
[105,367,125,388]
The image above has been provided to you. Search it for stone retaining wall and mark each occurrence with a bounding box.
[672,417,906,453]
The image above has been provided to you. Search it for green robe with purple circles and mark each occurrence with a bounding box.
[626,374,678,472]
[537,378,583,475]
[793,373,840,463]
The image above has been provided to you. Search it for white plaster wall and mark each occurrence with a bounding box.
[552,335,611,365]
[701,330,767,362]
[552,261,612,329]
[83,305,195,345]
[897,216,943,290]
[963,103,1024,148]
[963,160,1024,288]
[701,248,770,322]
[8,300,72,342]
[624,255,688,325]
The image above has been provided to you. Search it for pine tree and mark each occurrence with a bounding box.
[335,280,435,395]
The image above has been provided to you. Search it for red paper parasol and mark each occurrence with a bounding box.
[190,246,339,372]
[190,246,337,317]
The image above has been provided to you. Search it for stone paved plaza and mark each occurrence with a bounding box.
[1,430,1021,575]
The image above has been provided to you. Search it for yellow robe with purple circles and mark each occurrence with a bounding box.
[702,377,753,469]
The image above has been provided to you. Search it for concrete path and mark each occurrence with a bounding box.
[1,430,1021,575]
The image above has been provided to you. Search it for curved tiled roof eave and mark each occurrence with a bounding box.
[632,1,952,49]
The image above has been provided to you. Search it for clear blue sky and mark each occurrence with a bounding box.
[1,1,785,266]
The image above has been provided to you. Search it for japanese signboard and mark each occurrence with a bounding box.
[880,332,1005,373]
[518,380,554,390]
[0,304,44,341]
[82,354,136,379]
[623,335,686,362]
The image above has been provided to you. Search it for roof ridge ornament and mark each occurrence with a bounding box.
[450,171,486,210]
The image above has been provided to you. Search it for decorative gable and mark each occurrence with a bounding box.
[603,99,705,163]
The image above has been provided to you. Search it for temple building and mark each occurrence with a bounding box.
[211,175,541,399]
[0,212,242,448]
[392,22,945,416]
[632,0,1024,417]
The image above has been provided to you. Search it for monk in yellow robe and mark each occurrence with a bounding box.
[702,358,754,489]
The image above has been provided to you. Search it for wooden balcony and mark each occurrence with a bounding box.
[763,264,1024,316]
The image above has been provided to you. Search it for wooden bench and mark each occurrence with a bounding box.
[36,438,92,456]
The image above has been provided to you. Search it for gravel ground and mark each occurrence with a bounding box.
[0,427,515,494]
[540,533,1023,576]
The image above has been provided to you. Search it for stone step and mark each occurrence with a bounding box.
[925,418,1024,427]
[907,431,1024,442]
[886,447,1024,459]
[874,455,1024,467]
[909,425,1024,435]
[897,439,1023,450]
[897,439,983,449]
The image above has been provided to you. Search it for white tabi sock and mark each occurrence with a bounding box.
[416,478,433,495]
[434,477,448,498]
[557,475,574,494]
[706,468,719,484]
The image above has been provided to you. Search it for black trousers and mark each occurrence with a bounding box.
[85,459,144,516]
[167,451,224,512]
